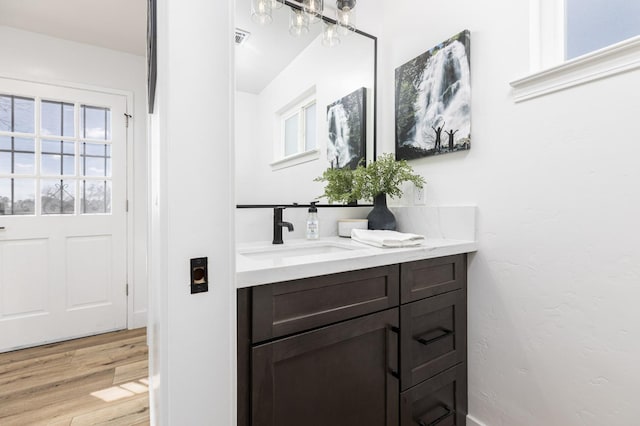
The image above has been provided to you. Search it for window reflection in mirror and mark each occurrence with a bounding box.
[235,0,376,205]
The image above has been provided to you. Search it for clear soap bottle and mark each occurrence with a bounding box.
[306,202,319,240]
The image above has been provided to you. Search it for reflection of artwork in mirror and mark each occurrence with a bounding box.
[327,87,366,170]
[395,30,471,160]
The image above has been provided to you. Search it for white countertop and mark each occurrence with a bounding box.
[236,236,478,288]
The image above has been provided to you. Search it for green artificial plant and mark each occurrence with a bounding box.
[316,153,425,203]
[314,166,359,204]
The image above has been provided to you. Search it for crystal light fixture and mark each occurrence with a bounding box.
[251,0,273,25]
[289,8,310,37]
[322,20,340,47]
[249,0,359,46]
[336,0,356,36]
[303,0,324,24]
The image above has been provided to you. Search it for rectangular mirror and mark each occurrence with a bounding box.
[235,0,376,205]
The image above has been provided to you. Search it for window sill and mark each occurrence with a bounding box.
[510,35,640,102]
[270,149,320,171]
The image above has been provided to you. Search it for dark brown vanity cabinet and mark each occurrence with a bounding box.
[238,254,468,426]
[399,255,468,426]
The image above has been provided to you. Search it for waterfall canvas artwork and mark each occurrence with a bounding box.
[327,87,367,170]
[395,30,471,160]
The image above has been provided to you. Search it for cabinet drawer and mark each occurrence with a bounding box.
[252,264,399,343]
[400,363,467,426]
[400,290,466,390]
[401,254,466,304]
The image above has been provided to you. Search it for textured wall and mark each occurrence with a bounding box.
[376,1,640,425]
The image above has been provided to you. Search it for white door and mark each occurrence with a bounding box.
[0,77,128,352]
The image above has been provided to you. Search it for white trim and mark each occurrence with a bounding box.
[511,35,640,102]
[467,414,489,426]
[124,88,139,330]
[229,2,238,424]
[270,148,320,170]
[131,310,148,329]
[0,72,134,99]
[529,0,566,71]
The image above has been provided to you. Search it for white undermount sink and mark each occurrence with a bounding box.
[238,241,358,261]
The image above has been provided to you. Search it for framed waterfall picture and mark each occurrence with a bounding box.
[327,87,367,170]
[395,30,471,160]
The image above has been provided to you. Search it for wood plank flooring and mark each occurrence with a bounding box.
[0,328,149,426]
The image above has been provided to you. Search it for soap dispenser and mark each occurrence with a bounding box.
[306,202,319,240]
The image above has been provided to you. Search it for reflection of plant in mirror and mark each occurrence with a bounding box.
[315,166,357,203]
[316,153,425,203]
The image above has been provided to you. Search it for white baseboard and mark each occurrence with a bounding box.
[467,414,488,426]
[130,310,148,329]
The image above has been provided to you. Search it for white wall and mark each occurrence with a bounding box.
[235,33,375,205]
[235,91,259,203]
[0,25,148,327]
[376,1,640,425]
[148,0,235,424]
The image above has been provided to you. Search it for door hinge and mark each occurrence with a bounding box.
[126,199,129,212]
[124,113,133,128]
[126,283,129,296]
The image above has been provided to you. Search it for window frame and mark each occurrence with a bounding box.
[0,94,114,216]
[271,89,319,171]
[510,0,640,102]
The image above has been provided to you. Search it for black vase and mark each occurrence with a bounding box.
[367,193,396,230]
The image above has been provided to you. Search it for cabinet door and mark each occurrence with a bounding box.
[400,364,467,426]
[400,290,466,390]
[252,308,399,426]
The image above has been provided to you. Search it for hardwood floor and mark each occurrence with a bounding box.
[0,328,149,426]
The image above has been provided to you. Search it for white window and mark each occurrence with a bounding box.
[282,99,316,157]
[511,0,640,101]
[0,93,113,215]
[271,89,319,170]
[565,0,640,60]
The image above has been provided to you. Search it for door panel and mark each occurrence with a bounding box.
[66,235,112,309]
[0,238,49,317]
[0,77,128,352]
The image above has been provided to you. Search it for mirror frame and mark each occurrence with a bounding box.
[147,0,157,113]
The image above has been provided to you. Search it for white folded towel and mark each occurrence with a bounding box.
[351,229,425,248]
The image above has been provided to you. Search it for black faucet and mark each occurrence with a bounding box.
[273,206,294,244]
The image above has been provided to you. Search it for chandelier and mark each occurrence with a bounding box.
[251,0,357,46]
